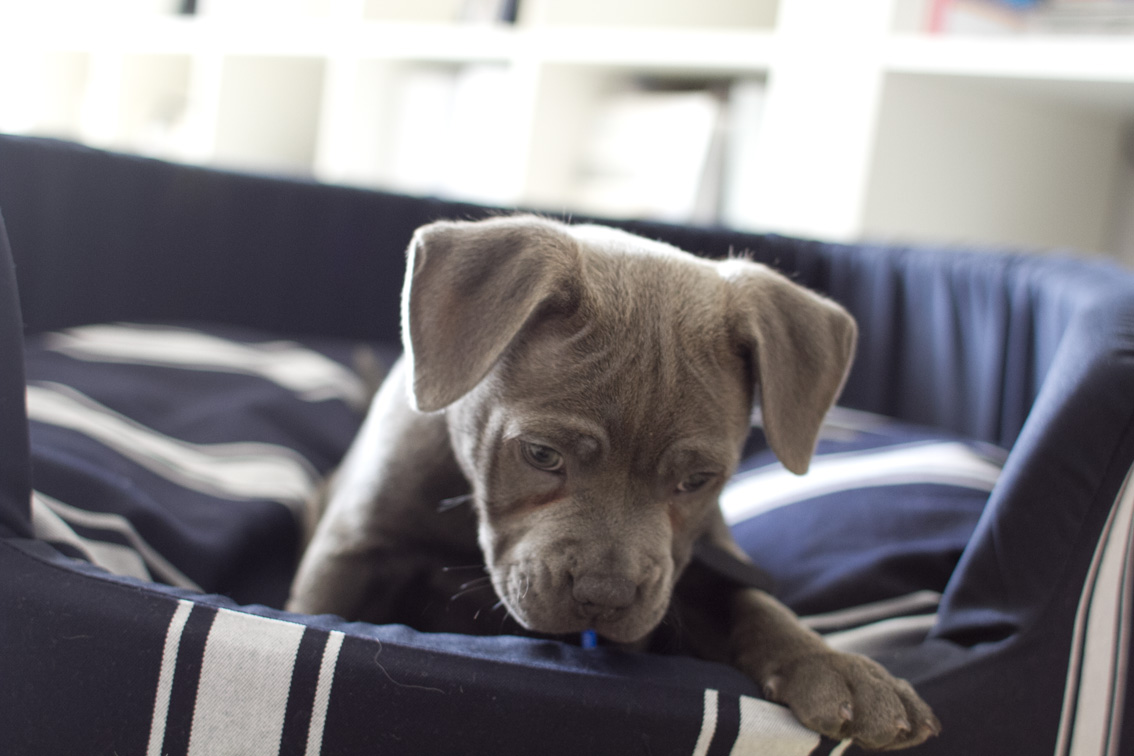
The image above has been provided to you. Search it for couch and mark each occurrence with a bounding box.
[0,134,1130,755]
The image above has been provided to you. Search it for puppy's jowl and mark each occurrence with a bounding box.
[289,216,940,750]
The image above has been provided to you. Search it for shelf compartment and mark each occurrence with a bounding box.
[519,0,779,30]
[521,65,768,226]
[862,71,1134,256]
[110,54,193,157]
[0,51,90,139]
[314,60,526,206]
[210,55,326,176]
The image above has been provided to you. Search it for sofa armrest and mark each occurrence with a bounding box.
[0,209,31,537]
[935,286,1134,640]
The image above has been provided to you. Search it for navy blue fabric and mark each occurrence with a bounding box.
[0,209,31,538]
[938,288,1134,643]
[740,482,981,614]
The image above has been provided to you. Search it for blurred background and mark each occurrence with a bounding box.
[1,0,1133,264]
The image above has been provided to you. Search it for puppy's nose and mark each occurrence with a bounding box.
[572,574,637,610]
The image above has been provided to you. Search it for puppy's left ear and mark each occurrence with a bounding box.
[724,261,857,475]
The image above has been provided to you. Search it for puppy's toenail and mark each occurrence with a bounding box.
[839,703,854,723]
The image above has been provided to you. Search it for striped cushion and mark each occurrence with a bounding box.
[23,322,388,608]
[725,407,1007,617]
[25,322,1003,627]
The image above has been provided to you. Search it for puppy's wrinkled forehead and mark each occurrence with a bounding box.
[497,225,751,452]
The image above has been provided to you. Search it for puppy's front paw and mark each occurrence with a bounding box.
[755,651,940,751]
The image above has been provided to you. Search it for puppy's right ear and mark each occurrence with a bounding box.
[402,216,579,412]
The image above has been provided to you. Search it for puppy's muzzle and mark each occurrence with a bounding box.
[496,555,669,643]
[572,573,637,618]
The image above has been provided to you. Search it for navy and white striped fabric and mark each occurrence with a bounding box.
[22,322,992,635]
[1054,465,1134,756]
[5,542,841,756]
[724,408,1006,618]
[23,322,384,607]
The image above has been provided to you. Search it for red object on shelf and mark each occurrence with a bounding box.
[929,0,953,33]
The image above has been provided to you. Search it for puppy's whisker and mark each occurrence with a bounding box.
[449,577,494,602]
[458,576,492,591]
[441,564,487,573]
[437,494,474,512]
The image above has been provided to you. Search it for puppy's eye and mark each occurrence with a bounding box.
[521,442,564,472]
[677,472,714,494]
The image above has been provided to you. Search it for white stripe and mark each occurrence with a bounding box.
[148,599,195,756]
[1055,464,1134,756]
[306,630,345,756]
[188,608,308,756]
[721,441,1002,525]
[32,491,201,590]
[731,695,821,756]
[32,492,153,582]
[823,614,938,657]
[45,323,369,407]
[803,590,941,634]
[306,634,344,756]
[27,382,317,513]
[1110,532,1132,756]
[691,689,719,756]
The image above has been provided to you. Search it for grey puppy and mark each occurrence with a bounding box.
[288,215,940,750]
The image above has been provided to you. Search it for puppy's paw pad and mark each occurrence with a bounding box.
[760,652,939,751]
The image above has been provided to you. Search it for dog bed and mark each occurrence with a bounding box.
[2,134,1131,755]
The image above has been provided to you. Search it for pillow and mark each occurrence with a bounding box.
[23,322,394,608]
[724,407,1007,618]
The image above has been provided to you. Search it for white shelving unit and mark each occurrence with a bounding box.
[1,0,1133,263]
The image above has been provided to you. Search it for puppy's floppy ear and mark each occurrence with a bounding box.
[402,215,579,412]
[723,261,857,475]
